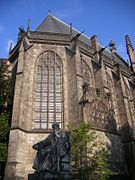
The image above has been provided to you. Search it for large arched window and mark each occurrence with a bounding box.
[34,51,63,130]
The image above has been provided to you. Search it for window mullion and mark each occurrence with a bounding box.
[47,52,50,130]
[61,68,64,129]
[34,51,63,130]
[54,53,56,122]
[40,63,43,129]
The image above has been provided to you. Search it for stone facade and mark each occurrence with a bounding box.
[4,14,135,179]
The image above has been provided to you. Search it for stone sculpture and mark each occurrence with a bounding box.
[29,122,72,180]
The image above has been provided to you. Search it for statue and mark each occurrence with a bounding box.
[30,122,72,180]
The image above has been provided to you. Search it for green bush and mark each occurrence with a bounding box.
[0,143,8,161]
[0,63,11,162]
[0,113,9,142]
[68,122,114,180]
[0,113,9,161]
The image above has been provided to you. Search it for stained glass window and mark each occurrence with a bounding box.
[34,51,63,129]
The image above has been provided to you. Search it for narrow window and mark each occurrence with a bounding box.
[82,60,91,85]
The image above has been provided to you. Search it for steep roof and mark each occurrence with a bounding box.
[36,14,92,47]
[36,14,70,34]
[35,14,128,70]
[98,44,129,69]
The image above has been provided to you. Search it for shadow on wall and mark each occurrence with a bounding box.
[0,162,6,180]
[106,119,135,180]
[119,121,135,180]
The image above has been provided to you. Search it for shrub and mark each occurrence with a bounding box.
[68,122,114,180]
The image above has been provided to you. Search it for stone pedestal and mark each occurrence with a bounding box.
[28,172,72,180]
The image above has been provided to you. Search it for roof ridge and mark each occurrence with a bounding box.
[51,15,91,40]
[36,15,49,31]
[114,52,128,66]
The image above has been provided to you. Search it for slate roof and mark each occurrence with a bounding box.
[35,14,128,70]
[98,44,129,70]
[36,14,70,34]
[36,14,92,47]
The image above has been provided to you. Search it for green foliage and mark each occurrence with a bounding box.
[0,143,8,161]
[68,122,114,180]
[0,113,9,161]
[0,113,9,141]
[0,64,12,112]
[90,149,114,180]
[0,62,11,161]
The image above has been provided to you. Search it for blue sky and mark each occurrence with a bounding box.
[0,0,135,61]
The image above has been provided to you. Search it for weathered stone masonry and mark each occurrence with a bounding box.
[4,14,135,179]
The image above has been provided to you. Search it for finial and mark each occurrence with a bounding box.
[125,34,134,50]
[125,34,135,73]
[27,18,30,34]
[109,40,116,53]
[19,26,25,33]
[109,40,115,48]
[48,9,51,16]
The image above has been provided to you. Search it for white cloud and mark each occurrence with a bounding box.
[0,25,4,33]
[6,40,15,53]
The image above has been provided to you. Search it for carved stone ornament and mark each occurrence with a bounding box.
[87,99,117,132]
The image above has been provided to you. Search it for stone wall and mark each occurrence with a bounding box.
[5,129,49,180]
[4,34,135,179]
[5,43,71,179]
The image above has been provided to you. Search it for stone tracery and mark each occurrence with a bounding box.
[88,99,117,132]
[34,51,63,130]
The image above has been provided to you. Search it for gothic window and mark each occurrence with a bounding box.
[34,51,63,130]
[124,81,134,126]
[81,60,92,86]
[88,99,117,132]
[106,72,119,130]
[106,73,113,108]
[86,72,118,132]
[130,83,135,111]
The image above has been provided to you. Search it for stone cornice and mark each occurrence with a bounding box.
[10,126,52,133]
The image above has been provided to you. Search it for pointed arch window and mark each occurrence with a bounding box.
[81,60,92,86]
[34,51,63,130]
[106,73,113,108]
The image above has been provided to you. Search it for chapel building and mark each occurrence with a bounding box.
[4,13,135,179]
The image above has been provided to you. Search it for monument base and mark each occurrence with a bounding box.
[28,172,72,180]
